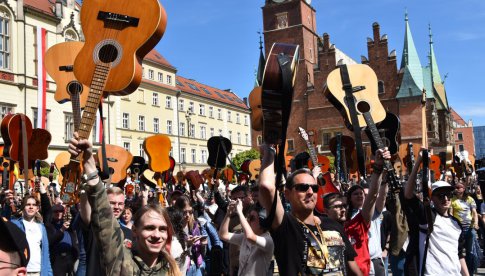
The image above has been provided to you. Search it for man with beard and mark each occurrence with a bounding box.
[258,144,363,276]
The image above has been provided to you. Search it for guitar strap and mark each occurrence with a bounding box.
[98,103,110,181]
[20,114,30,195]
[339,65,367,179]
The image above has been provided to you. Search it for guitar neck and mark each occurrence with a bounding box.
[77,64,110,142]
[362,112,393,171]
[71,91,82,131]
[306,140,319,167]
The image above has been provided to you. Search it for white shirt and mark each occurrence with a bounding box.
[23,219,42,272]
[228,232,274,276]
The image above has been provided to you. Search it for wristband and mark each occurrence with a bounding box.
[82,170,99,183]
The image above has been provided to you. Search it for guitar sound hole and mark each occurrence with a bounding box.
[67,81,83,95]
[98,44,118,63]
[356,101,371,114]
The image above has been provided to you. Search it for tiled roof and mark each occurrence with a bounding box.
[176,76,248,109]
[144,49,176,70]
[24,0,55,16]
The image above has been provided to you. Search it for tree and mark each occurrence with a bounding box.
[232,149,260,170]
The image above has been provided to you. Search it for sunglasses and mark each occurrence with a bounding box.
[434,191,453,199]
[292,183,319,193]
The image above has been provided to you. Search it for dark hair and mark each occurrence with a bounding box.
[346,185,364,221]
[246,204,269,231]
[323,193,343,209]
[231,185,248,196]
[167,206,186,250]
[285,168,314,189]
[21,195,39,210]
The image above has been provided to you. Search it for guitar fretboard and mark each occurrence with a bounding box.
[71,87,82,131]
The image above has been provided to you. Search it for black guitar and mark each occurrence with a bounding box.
[207,136,232,197]
[365,111,400,155]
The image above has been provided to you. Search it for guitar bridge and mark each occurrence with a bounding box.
[97,11,139,27]
[59,65,74,72]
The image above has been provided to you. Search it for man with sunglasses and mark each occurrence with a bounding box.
[258,144,362,276]
[404,150,469,276]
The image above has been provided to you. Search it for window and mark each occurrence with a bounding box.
[166,96,172,108]
[138,115,145,131]
[152,93,159,106]
[32,108,49,129]
[200,126,206,139]
[201,150,207,164]
[457,133,463,141]
[199,104,205,116]
[218,109,222,120]
[153,118,159,133]
[179,122,185,136]
[378,80,385,94]
[179,99,184,111]
[0,9,11,69]
[123,142,130,151]
[190,124,195,138]
[209,106,214,118]
[139,144,145,158]
[0,104,13,119]
[228,131,232,141]
[322,133,331,146]
[227,111,232,122]
[166,120,172,134]
[459,144,465,152]
[245,134,249,145]
[138,89,144,103]
[158,72,163,82]
[148,69,154,80]
[64,114,74,142]
[189,102,194,113]
[210,128,214,137]
[167,75,172,85]
[287,139,295,152]
[236,113,240,124]
[257,135,262,146]
[244,115,249,126]
[219,129,223,136]
[237,132,241,144]
[191,149,196,163]
[122,113,129,129]
[180,148,186,163]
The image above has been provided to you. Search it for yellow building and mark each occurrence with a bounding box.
[0,0,251,174]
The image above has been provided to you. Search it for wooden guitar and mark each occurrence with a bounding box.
[73,0,167,94]
[248,159,261,181]
[44,41,89,109]
[143,134,172,205]
[28,129,52,162]
[207,136,232,196]
[96,144,133,184]
[1,114,33,166]
[365,111,400,155]
[325,64,386,130]
[249,86,263,131]
[129,155,146,183]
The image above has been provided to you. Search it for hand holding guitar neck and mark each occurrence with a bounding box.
[67,132,97,185]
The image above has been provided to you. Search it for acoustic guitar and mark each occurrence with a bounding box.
[1,114,33,166]
[28,129,52,162]
[207,136,232,196]
[73,0,167,95]
[96,144,133,184]
[143,134,172,205]
[249,86,263,131]
[44,41,89,109]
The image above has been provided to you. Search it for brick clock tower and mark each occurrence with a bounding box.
[261,0,319,154]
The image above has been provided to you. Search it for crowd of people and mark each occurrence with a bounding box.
[1,133,484,276]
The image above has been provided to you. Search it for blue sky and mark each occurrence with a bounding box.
[156,0,485,126]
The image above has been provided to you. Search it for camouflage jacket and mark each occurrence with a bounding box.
[86,180,170,275]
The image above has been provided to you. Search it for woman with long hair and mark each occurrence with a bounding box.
[168,206,189,275]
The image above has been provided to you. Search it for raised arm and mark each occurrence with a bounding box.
[258,144,285,230]
[404,149,423,200]
[361,149,389,223]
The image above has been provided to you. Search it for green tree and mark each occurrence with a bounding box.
[232,149,260,170]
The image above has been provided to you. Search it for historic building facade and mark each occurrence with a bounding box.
[0,0,251,174]
[254,0,454,160]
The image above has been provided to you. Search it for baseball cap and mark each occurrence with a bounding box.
[431,180,454,194]
[0,217,30,267]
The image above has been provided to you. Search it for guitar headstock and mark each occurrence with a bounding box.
[298,127,309,141]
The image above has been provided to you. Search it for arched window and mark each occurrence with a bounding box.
[0,7,11,69]
[378,80,385,94]
[64,29,78,41]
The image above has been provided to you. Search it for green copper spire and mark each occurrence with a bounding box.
[397,11,424,98]
[429,24,442,85]
[428,24,449,109]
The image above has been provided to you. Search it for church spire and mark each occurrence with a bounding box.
[428,24,442,85]
[399,11,424,90]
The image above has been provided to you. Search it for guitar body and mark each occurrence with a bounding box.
[185,170,204,190]
[130,156,146,176]
[365,112,400,155]
[329,135,355,170]
[221,167,235,183]
[140,169,159,189]
[249,86,263,131]
[97,144,133,184]
[28,129,52,161]
[207,136,232,169]
[325,64,386,130]
[162,156,176,184]
[2,114,33,167]
[307,155,331,173]
[73,0,167,95]
[315,172,339,214]
[430,155,441,181]
[248,159,261,181]
[45,41,90,107]
[143,134,171,173]
[261,43,299,145]
[240,159,252,174]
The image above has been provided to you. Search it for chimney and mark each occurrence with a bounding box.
[243,97,248,106]
[372,22,380,42]
[323,33,330,50]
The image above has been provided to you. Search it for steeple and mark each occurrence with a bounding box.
[428,25,442,85]
[256,32,265,87]
[427,24,449,110]
[397,11,424,98]
[400,11,424,89]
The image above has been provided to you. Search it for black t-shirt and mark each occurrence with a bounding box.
[271,213,357,276]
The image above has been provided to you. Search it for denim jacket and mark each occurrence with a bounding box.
[11,217,53,276]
